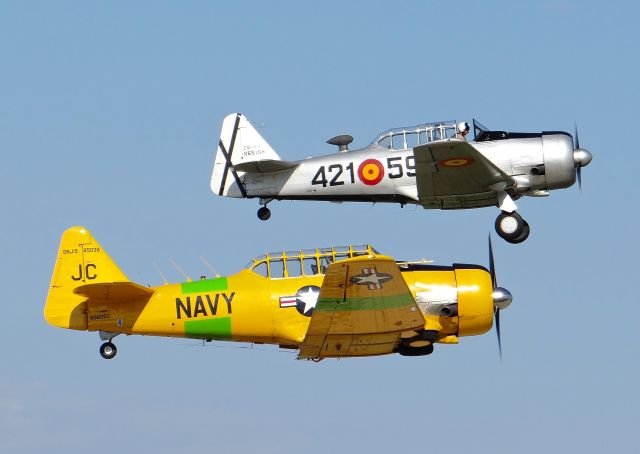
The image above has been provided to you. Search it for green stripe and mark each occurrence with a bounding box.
[315,293,415,312]
[184,317,232,339]
[181,277,228,294]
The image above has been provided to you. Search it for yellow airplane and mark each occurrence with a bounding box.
[44,226,513,360]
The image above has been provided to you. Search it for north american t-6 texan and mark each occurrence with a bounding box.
[211,113,592,243]
[44,226,512,360]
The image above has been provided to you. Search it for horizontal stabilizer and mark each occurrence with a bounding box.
[234,159,298,173]
[73,281,154,302]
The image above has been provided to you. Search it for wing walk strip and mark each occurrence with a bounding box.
[217,113,247,197]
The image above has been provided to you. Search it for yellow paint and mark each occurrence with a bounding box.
[455,268,494,336]
[44,227,498,358]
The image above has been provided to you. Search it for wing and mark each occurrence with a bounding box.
[413,140,515,209]
[298,255,425,359]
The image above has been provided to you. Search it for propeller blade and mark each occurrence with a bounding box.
[495,307,502,361]
[574,123,584,193]
[577,166,582,192]
[488,235,497,288]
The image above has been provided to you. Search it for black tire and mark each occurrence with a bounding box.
[257,207,271,221]
[398,343,434,357]
[495,211,525,241]
[99,342,117,360]
[508,221,530,244]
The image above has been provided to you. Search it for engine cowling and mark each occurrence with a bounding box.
[454,265,494,337]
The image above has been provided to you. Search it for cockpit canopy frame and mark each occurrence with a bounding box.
[246,244,379,279]
[373,120,458,151]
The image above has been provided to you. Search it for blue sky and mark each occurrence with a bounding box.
[1,1,638,453]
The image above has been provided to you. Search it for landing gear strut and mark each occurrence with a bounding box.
[495,211,530,244]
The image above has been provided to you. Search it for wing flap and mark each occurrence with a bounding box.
[299,332,401,358]
[298,255,425,359]
[413,140,514,205]
[73,281,154,302]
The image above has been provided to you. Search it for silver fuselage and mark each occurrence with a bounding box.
[232,132,577,210]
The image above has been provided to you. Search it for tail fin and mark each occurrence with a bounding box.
[44,226,129,330]
[211,113,282,197]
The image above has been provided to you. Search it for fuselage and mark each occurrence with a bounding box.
[45,227,504,359]
[82,262,495,348]
[237,132,577,209]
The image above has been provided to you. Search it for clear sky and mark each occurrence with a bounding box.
[1,1,638,453]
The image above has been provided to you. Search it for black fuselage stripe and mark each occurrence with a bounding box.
[218,114,246,197]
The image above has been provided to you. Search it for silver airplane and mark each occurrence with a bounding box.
[211,113,592,243]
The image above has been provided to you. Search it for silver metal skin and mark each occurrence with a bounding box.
[211,114,593,242]
[574,149,593,167]
[492,287,513,310]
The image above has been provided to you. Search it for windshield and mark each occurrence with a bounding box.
[473,119,489,141]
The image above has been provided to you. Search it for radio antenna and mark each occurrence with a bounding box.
[153,262,168,285]
[199,256,221,278]
[170,260,192,282]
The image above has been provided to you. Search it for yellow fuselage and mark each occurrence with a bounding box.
[82,266,494,347]
[44,227,495,354]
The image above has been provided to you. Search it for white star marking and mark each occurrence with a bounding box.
[297,287,319,314]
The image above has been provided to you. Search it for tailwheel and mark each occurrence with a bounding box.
[398,343,434,357]
[99,342,117,360]
[495,211,528,243]
[257,206,271,221]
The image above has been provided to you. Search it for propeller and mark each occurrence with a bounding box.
[488,235,512,361]
[573,123,593,192]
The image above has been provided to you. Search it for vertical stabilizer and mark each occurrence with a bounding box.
[211,113,282,197]
[44,226,129,330]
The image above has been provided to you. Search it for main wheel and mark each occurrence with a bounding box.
[257,206,271,221]
[509,221,530,244]
[495,211,525,242]
[99,342,117,360]
[398,343,434,357]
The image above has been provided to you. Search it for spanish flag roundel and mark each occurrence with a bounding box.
[438,157,475,167]
[358,159,384,185]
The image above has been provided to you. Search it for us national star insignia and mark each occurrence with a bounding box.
[349,267,392,290]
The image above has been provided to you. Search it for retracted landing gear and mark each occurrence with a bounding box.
[398,331,436,356]
[257,198,273,221]
[495,211,530,244]
[398,343,434,357]
[98,330,119,360]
